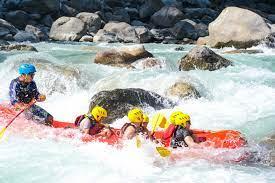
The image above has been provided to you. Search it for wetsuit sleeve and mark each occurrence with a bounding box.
[9,79,19,105]
[31,81,40,100]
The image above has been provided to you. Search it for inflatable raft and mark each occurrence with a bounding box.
[0,103,246,149]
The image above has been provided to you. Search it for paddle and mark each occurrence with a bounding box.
[150,113,172,157]
[0,101,35,139]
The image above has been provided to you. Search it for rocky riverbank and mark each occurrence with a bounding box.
[0,0,275,48]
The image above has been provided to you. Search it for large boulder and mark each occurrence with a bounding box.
[13,31,38,42]
[259,133,275,166]
[63,0,101,12]
[139,0,164,19]
[93,29,117,43]
[200,7,273,48]
[89,88,175,122]
[134,26,153,43]
[4,10,30,29]
[76,12,102,33]
[166,81,201,99]
[179,46,232,71]
[151,6,184,28]
[171,20,198,40]
[25,25,48,41]
[105,8,131,23]
[0,18,18,37]
[131,57,164,69]
[49,17,87,41]
[102,22,139,43]
[94,45,153,67]
[19,0,59,15]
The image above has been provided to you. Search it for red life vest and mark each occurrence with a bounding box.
[162,124,177,147]
[74,114,104,136]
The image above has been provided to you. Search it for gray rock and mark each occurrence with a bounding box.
[60,4,79,17]
[139,0,164,19]
[166,81,201,99]
[171,20,198,40]
[135,26,153,43]
[29,13,41,20]
[267,14,275,23]
[131,57,163,69]
[202,7,272,48]
[180,0,210,8]
[131,20,147,27]
[105,8,130,23]
[5,10,30,29]
[0,44,37,51]
[125,7,139,20]
[13,31,38,42]
[3,34,14,41]
[66,0,101,12]
[150,28,175,42]
[0,39,9,45]
[41,15,53,27]
[105,0,124,7]
[94,45,153,66]
[151,6,184,28]
[93,29,117,43]
[183,8,217,19]
[20,0,59,15]
[79,35,93,42]
[0,18,18,36]
[179,46,232,71]
[103,22,139,43]
[223,49,264,54]
[49,17,87,41]
[76,12,102,33]
[25,25,48,41]
[263,32,275,48]
[89,88,175,122]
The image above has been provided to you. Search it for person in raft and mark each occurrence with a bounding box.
[75,106,112,138]
[163,112,201,148]
[121,108,151,140]
[9,63,53,125]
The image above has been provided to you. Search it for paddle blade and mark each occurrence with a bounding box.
[156,146,171,157]
[136,136,141,148]
[0,127,7,139]
[150,113,167,132]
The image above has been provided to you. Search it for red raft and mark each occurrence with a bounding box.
[54,120,247,149]
[0,103,246,149]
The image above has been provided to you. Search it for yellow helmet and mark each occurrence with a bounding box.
[91,106,107,121]
[174,113,191,128]
[170,111,184,124]
[143,114,149,123]
[128,108,143,123]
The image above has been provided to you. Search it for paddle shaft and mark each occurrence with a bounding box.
[4,101,36,129]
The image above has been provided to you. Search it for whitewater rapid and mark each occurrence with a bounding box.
[0,42,275,183]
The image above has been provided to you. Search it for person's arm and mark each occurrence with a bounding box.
[32,81,45,102]
[79,118,91,135]
[9,79,19,105]
[123,126,136,140]
[184,136,201,148]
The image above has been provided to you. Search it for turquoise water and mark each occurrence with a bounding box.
[0,42,275,182]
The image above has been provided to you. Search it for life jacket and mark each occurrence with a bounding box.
[74,114,104,136]
[162,124,176,147]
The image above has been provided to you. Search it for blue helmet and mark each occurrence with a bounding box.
[18,63,36,75]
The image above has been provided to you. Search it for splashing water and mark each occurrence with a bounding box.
[0,42,275,183]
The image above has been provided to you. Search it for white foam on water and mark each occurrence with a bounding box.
[0,43,275,183]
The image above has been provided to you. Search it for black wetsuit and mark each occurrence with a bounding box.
[170,126,193,148]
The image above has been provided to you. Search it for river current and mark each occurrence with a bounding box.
[0,42,274,183]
